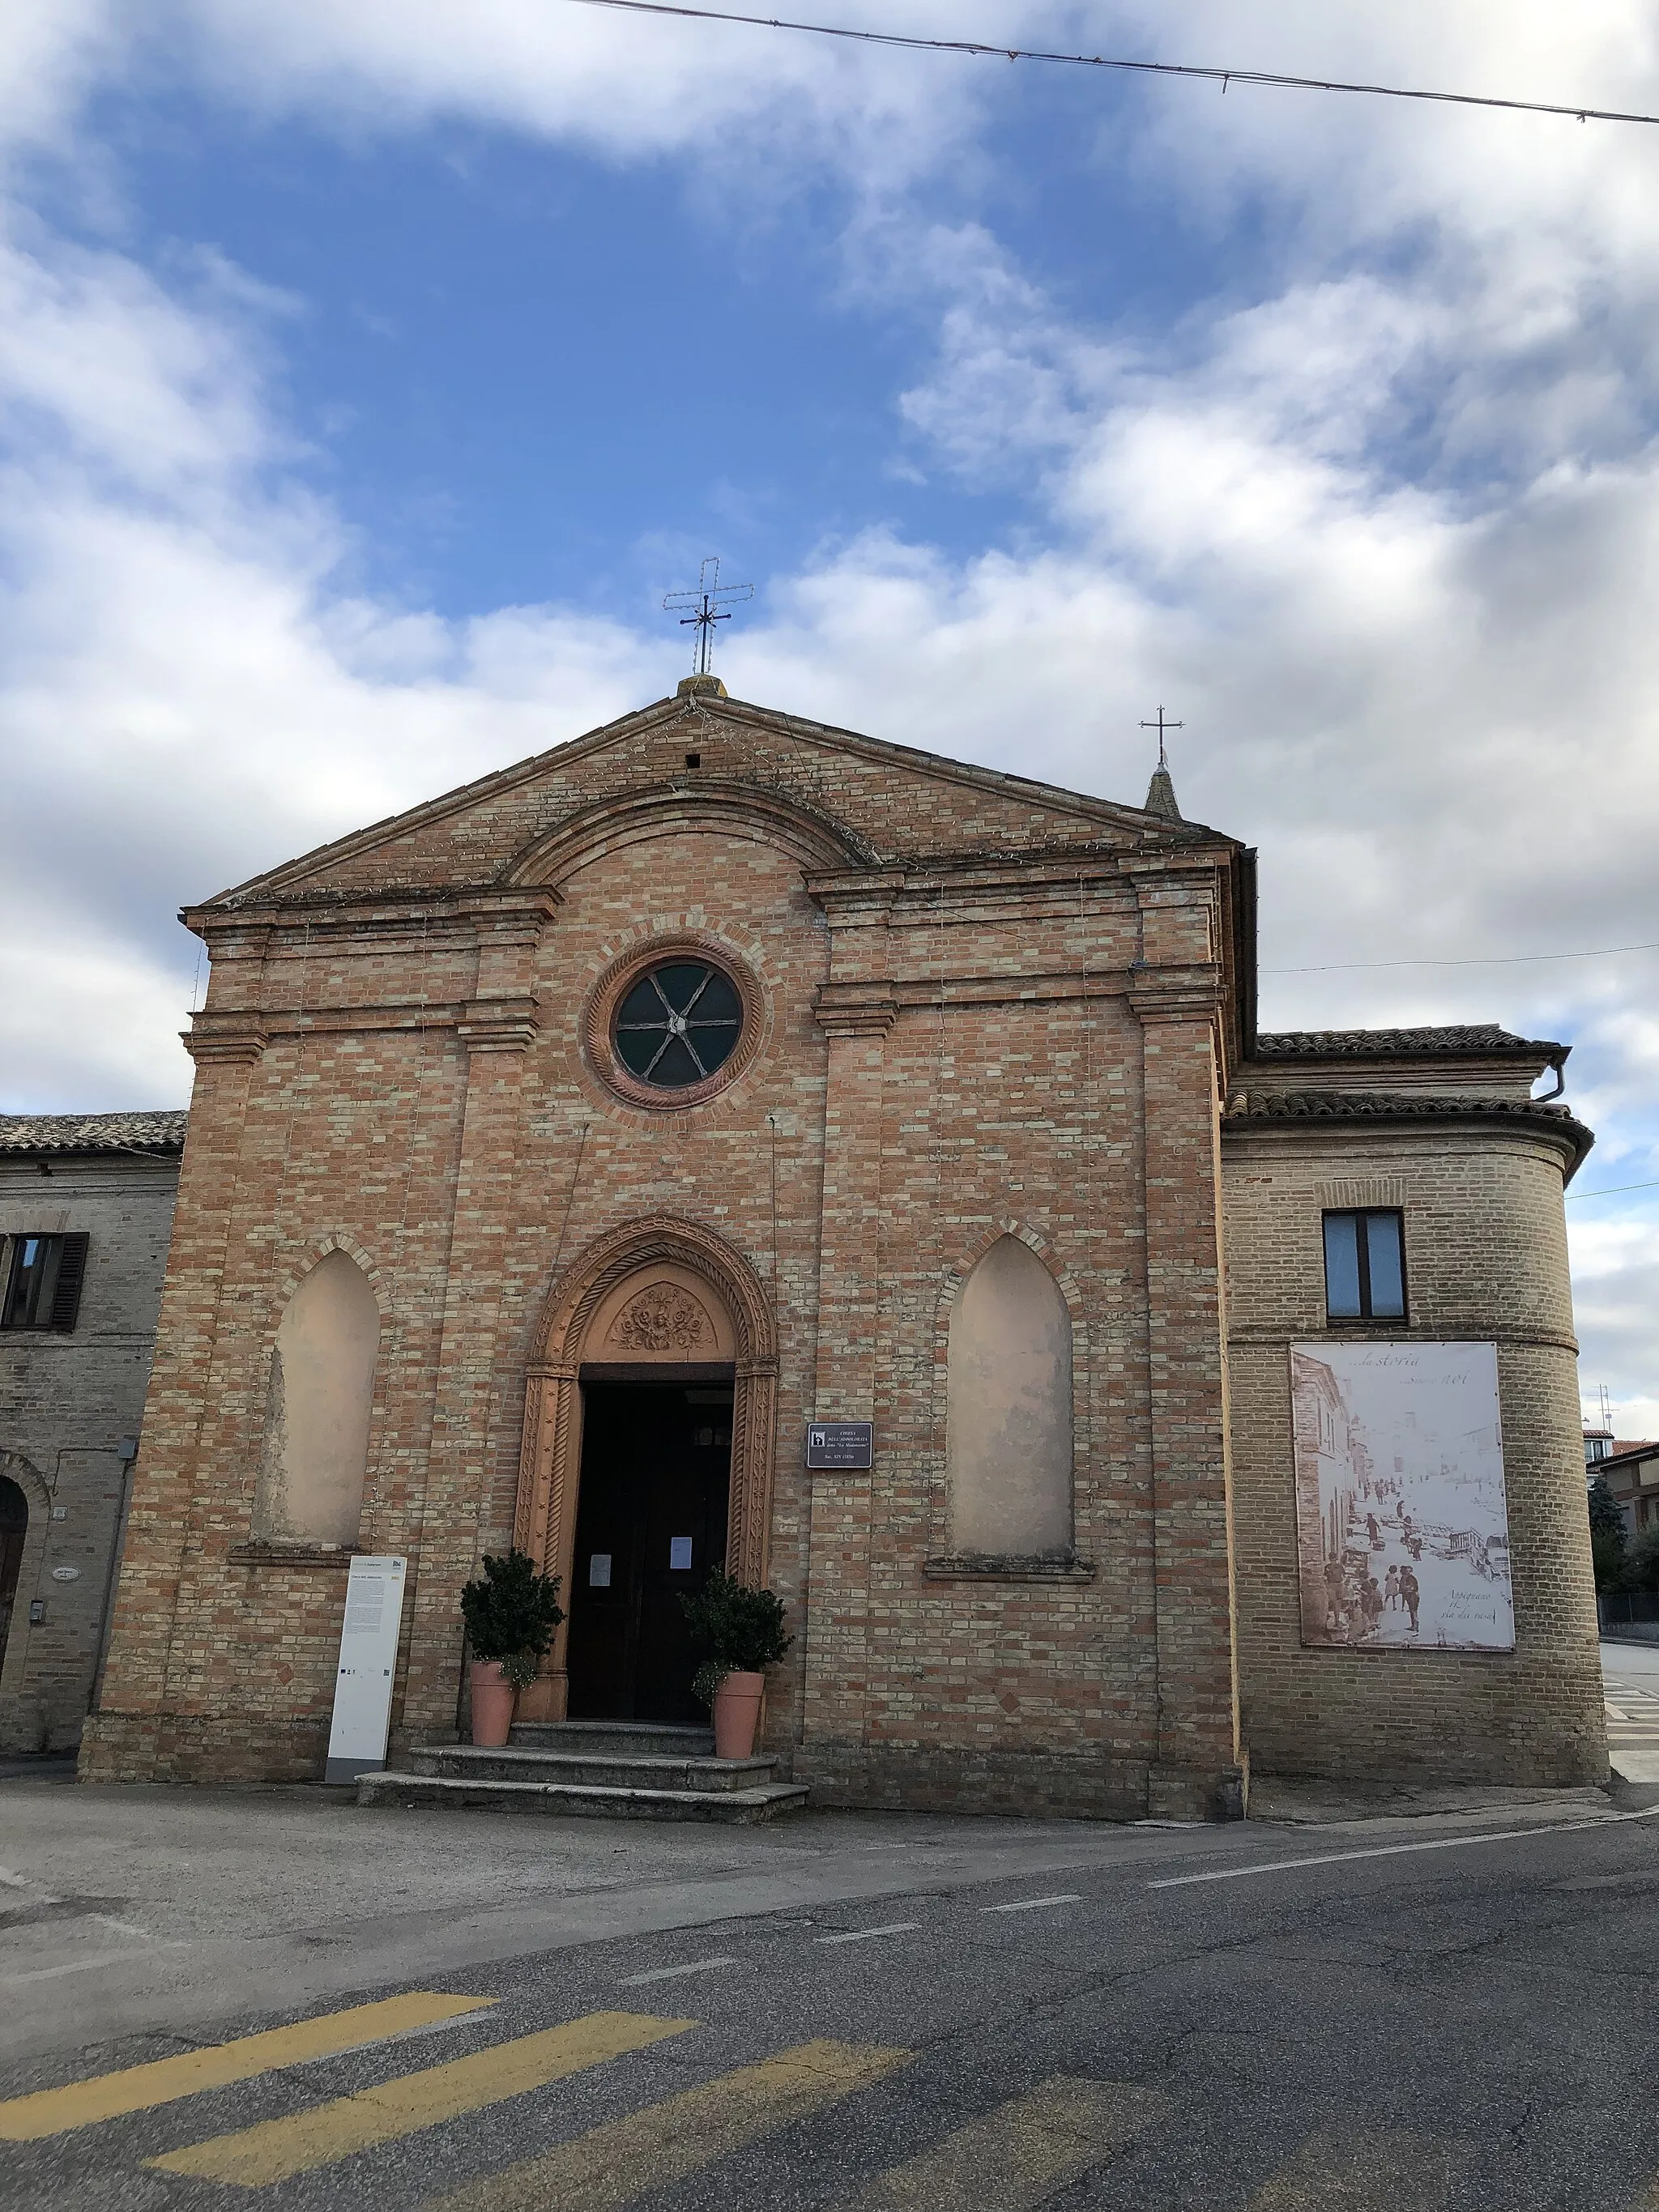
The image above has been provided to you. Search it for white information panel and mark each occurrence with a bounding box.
[325,1554,407,1783]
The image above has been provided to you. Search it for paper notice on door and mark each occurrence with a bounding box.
[589,1553,612,1588]
[669,1536,693,1571]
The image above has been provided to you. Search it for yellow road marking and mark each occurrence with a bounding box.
[0,1993,495,2142]
[149,2011,694,2188]
[428,2037,911,2212]
[1247,2128,1469,2210]
[834,2076,1169,2212]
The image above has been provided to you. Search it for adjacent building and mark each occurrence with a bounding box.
[0,1112,186,1752]
[1593,1441,1659,1539]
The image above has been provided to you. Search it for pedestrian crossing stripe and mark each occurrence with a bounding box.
[426,2039,912,2212]
[0,1993,495,2142]
[148,2011,694,2187]
[834,2076,1169,2212]
[1245,2126,1469,2209]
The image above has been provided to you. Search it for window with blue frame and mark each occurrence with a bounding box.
[1322,1210,1406,1321]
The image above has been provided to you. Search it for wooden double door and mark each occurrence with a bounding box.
[565,1381,732,1724]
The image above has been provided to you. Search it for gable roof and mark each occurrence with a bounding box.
[1254,1025,1562,1059]
[196,688,1235,911]
[0,1110,188,1157]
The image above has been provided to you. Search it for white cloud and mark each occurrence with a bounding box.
[2,0,1659,1418]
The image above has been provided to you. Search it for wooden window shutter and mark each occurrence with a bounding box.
[49,1233,89,1331]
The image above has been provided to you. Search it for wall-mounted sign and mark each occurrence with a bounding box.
[325,1554,407,1784]
[50,1565,80,1583]
[807,1421,874,1470]
[669,1536,693,1570]
[589,1553,612,1588]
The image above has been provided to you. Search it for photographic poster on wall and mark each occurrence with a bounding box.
[1290,1341,1514,1653]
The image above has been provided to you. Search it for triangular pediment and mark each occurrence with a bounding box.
[196,690,1230,913]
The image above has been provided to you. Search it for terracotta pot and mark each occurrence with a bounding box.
[469,1660,517,1747]
[712,1669,764,1760]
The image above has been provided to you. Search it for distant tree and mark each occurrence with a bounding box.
[1589,1476,1629,1592]
[1623,1526,1659,1596]
[1589,1474,1627,1545]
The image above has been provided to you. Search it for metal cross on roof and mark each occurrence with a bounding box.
[663,557,754,678]
[1140,705,1183,770]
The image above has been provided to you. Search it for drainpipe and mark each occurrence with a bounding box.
[87,1436,139,1715]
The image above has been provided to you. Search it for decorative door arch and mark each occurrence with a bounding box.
[513,1216,778,1720]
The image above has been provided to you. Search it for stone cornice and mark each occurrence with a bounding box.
[1127,969,1226,1022]
[181,885,561,947]
[815,983,899,1038]
[456,995,541,1053]
[181,1029,267,1065]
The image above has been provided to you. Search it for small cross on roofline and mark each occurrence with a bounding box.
[1139,706,1184,824]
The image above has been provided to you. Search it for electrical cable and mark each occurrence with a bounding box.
[1264,940,1659,975]
[561,0,1659,129]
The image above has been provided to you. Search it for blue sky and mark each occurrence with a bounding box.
[2,2,1657,1426]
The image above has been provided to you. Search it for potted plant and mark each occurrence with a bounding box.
[680,1571,794,1759]
[459,1549,564,1748]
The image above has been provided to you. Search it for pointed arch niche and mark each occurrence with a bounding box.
[514,1217,778,1721]
[252,1250,380,1547]
[946,1235,1074,1558]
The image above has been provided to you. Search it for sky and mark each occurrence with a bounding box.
[2,2,1656,1431]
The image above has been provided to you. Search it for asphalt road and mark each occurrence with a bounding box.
[5,1786,1659,2211]
[1601,1638,1659,1783]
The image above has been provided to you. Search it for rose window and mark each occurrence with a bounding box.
[612,961,744,1089]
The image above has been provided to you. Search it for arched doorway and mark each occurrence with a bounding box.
[0,1476,28,1681]
[514,1217,778,1723]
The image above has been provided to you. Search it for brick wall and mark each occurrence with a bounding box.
[1222,1121,1606,1787]
[0,1156,178,1750]
[84,695,1247,1817]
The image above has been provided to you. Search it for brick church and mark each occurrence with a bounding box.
[83,676,1608,1815]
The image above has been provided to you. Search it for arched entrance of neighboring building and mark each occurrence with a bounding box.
[0,1477,28,1681]
[514,1217,778,1724]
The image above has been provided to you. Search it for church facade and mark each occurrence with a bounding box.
[82,681,1607,1815]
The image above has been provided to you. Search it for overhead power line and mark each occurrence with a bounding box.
[1567,1179,1659,1203]
[1264,940,1659,976]
[562,0,1659,129]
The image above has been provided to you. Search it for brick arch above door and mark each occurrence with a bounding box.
[513,1217,778,1720]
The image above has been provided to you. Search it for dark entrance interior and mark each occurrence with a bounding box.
[566,1382,732,1724]
[0,1475,27,1680]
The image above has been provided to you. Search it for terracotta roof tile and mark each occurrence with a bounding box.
[0,1110,188,1156]
[1252,1025,1560,1059]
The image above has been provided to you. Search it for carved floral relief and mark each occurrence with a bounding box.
[607,1281,713,1353]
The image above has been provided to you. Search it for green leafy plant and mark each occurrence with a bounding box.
[460,1550,564,1681]
[1593,1528,1629,1595]
[680,1571,792,1707]
[1588,1477,1630,1594]
[1622,1526,1659,1596]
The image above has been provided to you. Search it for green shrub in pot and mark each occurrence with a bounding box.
[460,1549,565,1690]
[680,1571,793,1709]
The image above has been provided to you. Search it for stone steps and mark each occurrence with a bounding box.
[510,1720,716,1758]
[405,1744,782,1793]
[356,1725,808,1824]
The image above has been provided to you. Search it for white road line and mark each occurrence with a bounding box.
[816,1922,921,1946]
[619,1956,740,1985]
[0,1950,146,1986]
[1150,1805,1659,1889]
[981,1894,1084,1914]
[91,1916,152,1941]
